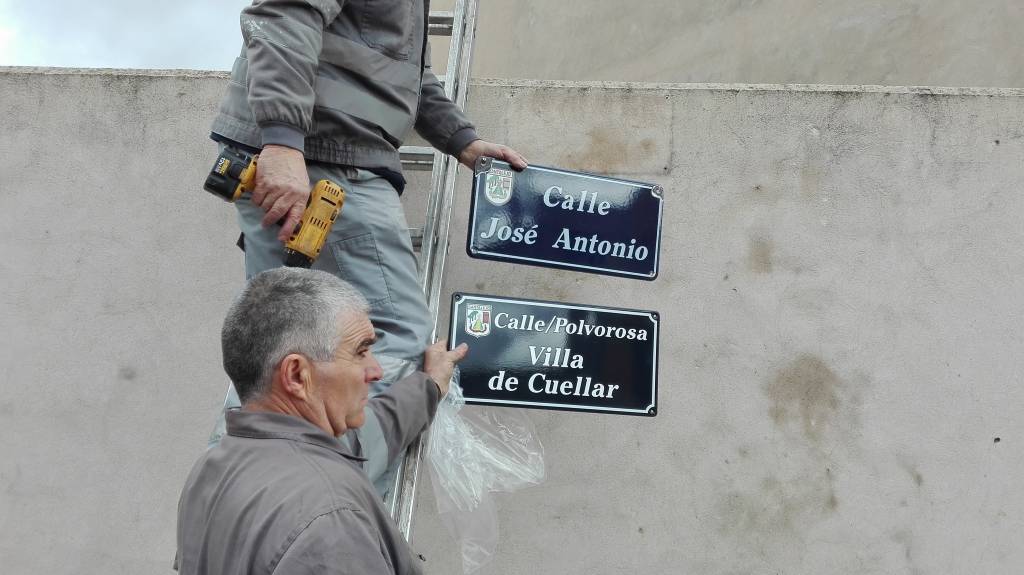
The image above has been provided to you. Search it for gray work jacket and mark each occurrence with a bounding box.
[211,0,479,173]
[175,373,440,575]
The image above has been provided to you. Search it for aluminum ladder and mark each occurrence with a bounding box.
[389,0,481,540]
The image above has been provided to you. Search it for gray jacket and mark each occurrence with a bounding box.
[175,373,441,575]
[211,0,479,173]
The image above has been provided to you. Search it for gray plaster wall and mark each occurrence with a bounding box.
[471,0,1024,87]
[2,69,1023,574]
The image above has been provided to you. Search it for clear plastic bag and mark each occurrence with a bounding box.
[426,368,545,573]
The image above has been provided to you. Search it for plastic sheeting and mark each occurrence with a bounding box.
[426,369,546,573]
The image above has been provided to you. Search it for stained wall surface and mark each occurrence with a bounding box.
[1,69,1022,574]
[470,0,1024,88]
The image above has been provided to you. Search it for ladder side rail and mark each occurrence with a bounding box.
[389,0,469,517]
[386,0,471,520]
[416,0,470,295]
[391,0,480,540]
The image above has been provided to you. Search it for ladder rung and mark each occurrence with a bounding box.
[408,227,424,249]
[428,11,454,36]
[399,146,436,171]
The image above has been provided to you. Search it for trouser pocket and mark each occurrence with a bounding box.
[329,231,396,320]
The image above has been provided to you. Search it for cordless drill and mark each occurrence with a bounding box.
[203,147,345,268]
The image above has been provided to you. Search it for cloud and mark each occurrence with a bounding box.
[0,26,15,62]
[0,0,251,69]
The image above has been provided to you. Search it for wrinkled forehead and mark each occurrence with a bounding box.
[336,310,375,347]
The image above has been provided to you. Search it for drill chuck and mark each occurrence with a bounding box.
[283,180,345,268]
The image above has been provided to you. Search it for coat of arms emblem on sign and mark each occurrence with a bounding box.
[484,168,514,206]
[465,304,492,337]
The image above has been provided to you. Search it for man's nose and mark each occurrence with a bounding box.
[366,355,383,383]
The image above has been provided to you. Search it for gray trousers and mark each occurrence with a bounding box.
[209,160,432,495]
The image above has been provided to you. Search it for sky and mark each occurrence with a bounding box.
[0,0,252,70]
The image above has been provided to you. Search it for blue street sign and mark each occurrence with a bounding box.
[449,293,659,416]
[469,158,664,280]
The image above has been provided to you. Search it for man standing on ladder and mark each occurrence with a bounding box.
[206,0,527,489]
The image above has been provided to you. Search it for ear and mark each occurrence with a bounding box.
[276,353,314,400]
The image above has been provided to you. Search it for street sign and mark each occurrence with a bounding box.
[449,293,659,416]
[469,158,664,280]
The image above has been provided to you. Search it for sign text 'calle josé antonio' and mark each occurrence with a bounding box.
[469,158,664,280]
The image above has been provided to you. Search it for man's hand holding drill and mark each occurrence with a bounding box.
[251,144,310,242]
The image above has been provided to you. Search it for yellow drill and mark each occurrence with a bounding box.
[203,147,345,268]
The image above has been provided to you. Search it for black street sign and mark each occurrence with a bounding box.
[468,158,664,280]
[449,293,659,416]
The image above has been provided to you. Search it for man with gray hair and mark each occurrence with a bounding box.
[175,268,466,574]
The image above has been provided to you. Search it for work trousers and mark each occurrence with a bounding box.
[208,158,432,496]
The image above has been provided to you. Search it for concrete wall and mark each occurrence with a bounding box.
[2,69,1023,574]
[0,69,240,574]
[5,1,1023,89]
[471,0,1024,87]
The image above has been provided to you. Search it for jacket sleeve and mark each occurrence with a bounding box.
[367,372,442,464]
[274,509,392,574]
[239,0,346,152]
[414,42,480,156]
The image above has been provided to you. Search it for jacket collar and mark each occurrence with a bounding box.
[225,409,366,462]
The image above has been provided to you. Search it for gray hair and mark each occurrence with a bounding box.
[221,268,369,404]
